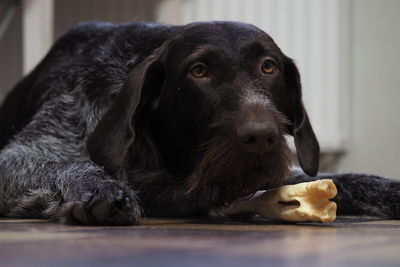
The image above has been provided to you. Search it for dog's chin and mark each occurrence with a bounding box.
[186,134,292,204]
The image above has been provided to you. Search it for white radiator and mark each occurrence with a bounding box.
[180,0,351,152]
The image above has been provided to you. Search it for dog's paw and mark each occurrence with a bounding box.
[59,181,141,225]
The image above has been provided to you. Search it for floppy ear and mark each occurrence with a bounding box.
[87,48,166,172]
[284,58,320,176]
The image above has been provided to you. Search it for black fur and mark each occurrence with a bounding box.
[0,21,399,225]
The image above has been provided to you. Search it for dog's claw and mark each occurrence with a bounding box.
[115,190,124,201]
[81,192,93,202]
[123,197,132,209]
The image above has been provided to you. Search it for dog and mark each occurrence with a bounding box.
[0,21,399,225]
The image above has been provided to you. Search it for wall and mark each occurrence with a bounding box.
[54,0,162,39]
[0,3,22,102]
[336,0,400,178]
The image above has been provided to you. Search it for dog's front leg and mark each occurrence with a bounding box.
[53,162,141,225]
[0,150,141,225]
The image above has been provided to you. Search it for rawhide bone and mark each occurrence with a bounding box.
[220,179,337,223]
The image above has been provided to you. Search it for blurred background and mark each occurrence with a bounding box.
[0,0,399,178]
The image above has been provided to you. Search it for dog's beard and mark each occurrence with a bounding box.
[186,127,292,204]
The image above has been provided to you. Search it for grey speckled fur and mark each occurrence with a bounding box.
[0,90,141,224]
[0,21,399,225]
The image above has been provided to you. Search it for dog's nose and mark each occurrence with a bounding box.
[237,121,279,153]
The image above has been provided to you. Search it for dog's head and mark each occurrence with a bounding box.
[88,22,319,201]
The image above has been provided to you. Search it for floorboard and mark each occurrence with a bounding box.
[1,216,400,267]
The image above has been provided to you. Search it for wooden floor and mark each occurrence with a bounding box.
[1,217,400,267]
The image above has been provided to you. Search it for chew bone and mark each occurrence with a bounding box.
[220,179,337,223]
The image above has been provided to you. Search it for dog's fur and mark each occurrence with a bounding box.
[0,21,399,225]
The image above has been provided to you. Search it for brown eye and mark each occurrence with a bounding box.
[261,59,277,74]
[190,63,208,78]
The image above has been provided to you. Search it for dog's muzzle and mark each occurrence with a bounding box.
[236,101,282,154]
[237,120,279,153]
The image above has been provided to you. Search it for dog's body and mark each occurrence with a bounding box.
[0,21,399,225]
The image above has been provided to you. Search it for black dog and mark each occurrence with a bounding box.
[0,21,399,225]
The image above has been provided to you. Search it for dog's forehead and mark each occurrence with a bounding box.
[179,21,278,53]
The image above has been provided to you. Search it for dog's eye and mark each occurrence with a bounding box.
[261,59,277,74]
[190,63,208,78]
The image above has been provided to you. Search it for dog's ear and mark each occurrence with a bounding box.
[87,47,166,172]
[284,58,320,176]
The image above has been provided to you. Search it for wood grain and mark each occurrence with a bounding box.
[1,217,399,267]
